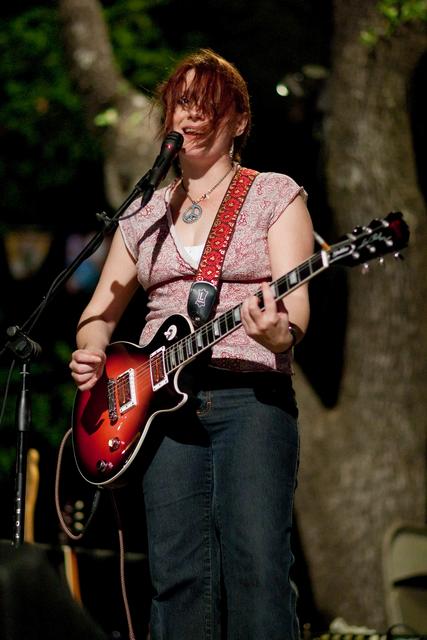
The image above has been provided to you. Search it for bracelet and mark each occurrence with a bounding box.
[288,323,297,349]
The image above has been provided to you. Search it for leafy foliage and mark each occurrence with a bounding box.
[361,0,427,46]
[105,0,174,94]
[0,1,174,223]
[0,7,98,221]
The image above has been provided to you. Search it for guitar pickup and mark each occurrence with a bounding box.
[107,378,118,423]
[116,368,137,414]
[150,346,168,391]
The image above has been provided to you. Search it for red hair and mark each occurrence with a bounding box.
[156,49,251,160]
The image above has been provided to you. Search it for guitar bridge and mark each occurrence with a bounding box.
[150,346,168,391]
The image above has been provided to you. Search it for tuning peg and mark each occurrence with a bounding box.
[379,257,385,266]
[361,263,370,274]
[394,252,404,260]
[367,245,376,254]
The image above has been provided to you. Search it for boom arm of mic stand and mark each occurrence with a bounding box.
[24,174,153,333]
[1,173,154,547]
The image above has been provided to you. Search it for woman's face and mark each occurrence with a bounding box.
[171,69,247,163]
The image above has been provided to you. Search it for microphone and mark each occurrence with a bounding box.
[5,326,42,360]
[145,131,184,192]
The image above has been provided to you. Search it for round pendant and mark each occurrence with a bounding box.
[182,203,202,224]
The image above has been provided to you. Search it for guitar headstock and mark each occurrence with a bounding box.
[327,211,409,268]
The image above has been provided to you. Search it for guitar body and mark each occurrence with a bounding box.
[72,314,193,486]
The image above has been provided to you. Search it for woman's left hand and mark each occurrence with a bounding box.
[241,282,294,353]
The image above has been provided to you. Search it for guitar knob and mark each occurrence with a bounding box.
[96,459,113,473]
[108,437,121,452]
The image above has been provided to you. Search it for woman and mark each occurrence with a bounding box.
[70,49,313,640]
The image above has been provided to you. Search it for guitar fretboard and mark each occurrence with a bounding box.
[164,250,327,373]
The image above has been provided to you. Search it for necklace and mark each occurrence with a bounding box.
[180,164,235,224]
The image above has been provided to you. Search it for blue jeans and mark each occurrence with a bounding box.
[142,370,300,640]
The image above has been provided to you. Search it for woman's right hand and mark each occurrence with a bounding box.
[69,348,106,391]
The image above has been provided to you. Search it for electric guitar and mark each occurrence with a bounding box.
[72,212,409,486]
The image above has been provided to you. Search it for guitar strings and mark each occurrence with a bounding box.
[108,224,393,400]
[111,251,326,397]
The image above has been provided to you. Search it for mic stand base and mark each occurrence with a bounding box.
[13,362,31,548]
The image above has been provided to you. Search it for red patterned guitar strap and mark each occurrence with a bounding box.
[187,167,259,326]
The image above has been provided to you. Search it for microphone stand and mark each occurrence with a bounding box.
[1,169,155,548]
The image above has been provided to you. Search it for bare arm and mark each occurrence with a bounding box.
[240,194,314,353]
[69,229,139,390]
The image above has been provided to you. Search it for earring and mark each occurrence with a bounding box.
[229,140,235,159]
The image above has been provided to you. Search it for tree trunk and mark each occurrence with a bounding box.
[294,1,427,630]
[58,0,160,206]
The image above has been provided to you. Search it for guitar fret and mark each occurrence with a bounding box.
[206,323,215,345]
[176,344,183,364]
[213,319,220,338]
[219,314,228,335]
[178,342,185,363]
[196,331,204,349]
[189,333,198,357]
[274,253,324,300]
[165,350,172,372]
[195,333,201,352]
[186,337,194,357]
[221,315,227,333]
[187,308,243,355]
[298,262,312,281]
[308,254,323,273]
[199,330,209,349]
[229,312,234,331]
[288,269,299,286]
[277,275,290,298]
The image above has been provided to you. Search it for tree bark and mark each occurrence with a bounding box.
[294,0,427,630]
[58,0,160,206]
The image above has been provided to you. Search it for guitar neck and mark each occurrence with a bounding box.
[164,249,329,373]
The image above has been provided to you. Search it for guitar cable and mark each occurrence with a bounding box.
[110,489,137,640]
[55,428,137,640]
[55,428,102,542]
